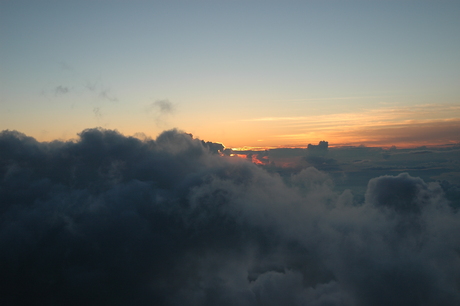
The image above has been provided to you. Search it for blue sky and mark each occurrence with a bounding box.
[1,0,459,147]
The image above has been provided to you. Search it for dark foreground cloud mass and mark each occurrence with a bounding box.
[1,128,459,306]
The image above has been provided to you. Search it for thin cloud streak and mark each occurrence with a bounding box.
[267,95,398,102]
[245,104,460,147]
[245,104,460,123]
[276,119,460,147]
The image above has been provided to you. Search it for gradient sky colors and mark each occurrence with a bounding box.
[1,0,459,148]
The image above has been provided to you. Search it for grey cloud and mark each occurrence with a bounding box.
[146,99,176,126]
[365,173,440,214]
[85,82,97,92]
[54,85,70,95]
[201,140,224,154]
[98,88,118,102]
[85,82,118,102]
[93,107,102,119]
[152,99,175,114]
[59,61,74,71]
[0,128,459,305]
[146,99,175,115]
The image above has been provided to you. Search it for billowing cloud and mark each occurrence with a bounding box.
[0,128,459,305]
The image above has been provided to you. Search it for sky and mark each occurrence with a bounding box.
[1,0,460,148]
[2,2,460,303]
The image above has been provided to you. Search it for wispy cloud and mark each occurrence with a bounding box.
[86,82,118,102]
[267,95,395,102]
[98,89,118,102]
[58,61,74,72]
[246,104,460,124]
[54,85,70,95]
[93,107,102,119]
[145,99,176,126]
[42,64,119,103]
[246,104,460,147]
[146,99,175,115]
[276,119,460,147]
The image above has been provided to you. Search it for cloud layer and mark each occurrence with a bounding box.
[1,128,459,305]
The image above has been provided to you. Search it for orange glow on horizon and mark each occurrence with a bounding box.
[11,104,459,151]
[219,106,460,150]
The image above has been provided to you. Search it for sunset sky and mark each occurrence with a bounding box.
[1,0,459,148]
[2,2,460,304]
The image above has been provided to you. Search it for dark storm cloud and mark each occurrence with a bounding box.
[1,128,460,305]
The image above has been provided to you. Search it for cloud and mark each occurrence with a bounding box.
[98,88,118,102]
[0,128,459,305]
[85,81,118,102]
[146,99,175,115]
[59,61,74,71]
[146,99,176,126]
[365,173,440,214]
[54,85,70,95]
[93,107,102,119]
[45,80,118,103]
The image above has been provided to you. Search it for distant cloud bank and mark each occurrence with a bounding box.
[1,128,460,305]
